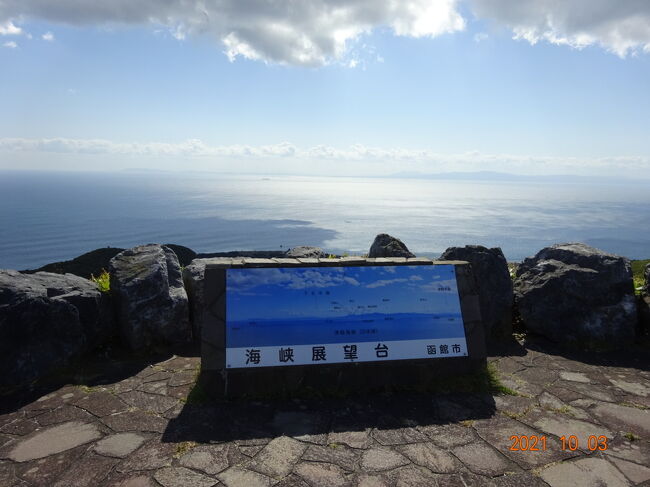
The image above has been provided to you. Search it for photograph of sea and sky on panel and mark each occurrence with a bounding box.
[226,265,465,348]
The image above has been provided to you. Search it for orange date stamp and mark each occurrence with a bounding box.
[509,435,609,451]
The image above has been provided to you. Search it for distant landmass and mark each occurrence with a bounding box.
[385,170,648,183]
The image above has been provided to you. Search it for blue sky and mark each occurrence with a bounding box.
[1,1,650,177]
[227,265,461,321]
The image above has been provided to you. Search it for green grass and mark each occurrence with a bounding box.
[173,441,197,458]
[90,269,110,293]
[181,365,210,405]
[631,259,649,295]
[624,432,640,442]
[485,363,519,396]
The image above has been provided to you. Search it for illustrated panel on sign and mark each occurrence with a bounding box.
[225,265,468,368]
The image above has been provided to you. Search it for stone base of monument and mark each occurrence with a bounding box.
[200,257,486,398]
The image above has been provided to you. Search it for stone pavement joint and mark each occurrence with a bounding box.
[0,340,648,486]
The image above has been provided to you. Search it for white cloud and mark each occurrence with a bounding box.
[1,137,649,176]
[2,40,17,48]
[41,31,54,41]
[473,32,488,42]
[228,267,359,292]
[0,0,465,66]
[420,279,458,293]
[366,278,410,288]
[0,19,21,35]
[471,0,650,57]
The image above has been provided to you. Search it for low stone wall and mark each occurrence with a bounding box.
[200,257,486,397]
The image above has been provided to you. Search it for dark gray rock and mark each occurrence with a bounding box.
[0,270,114,387]
[514,243,637,347]
[638,295,650,340]
[163,244,196,267]
[109,244,190,350]
[22,247,124,279]
[440,245,513,339]
[182,258,221,341]
[197,250,285,258]
[368,234,415,258]
[284,246,326,258]
[645,263,650,295]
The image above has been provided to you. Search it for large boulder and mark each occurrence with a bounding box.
[638,295,650,339]
[514,243,637,347]
[0,270,114,387]
[640,264,650,339]
[197,250,285,258]
[182,258,217,341]
[109,244,190,350]
[368,234,415,258]
[284,246,326,258]
[22,247,124,279]
[163,243,197,267]
[440,245,513,340]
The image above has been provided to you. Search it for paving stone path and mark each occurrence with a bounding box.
[1,341,649,486]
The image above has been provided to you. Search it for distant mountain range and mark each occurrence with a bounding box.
[385,170,648,183]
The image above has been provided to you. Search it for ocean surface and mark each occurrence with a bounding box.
[226,313,465,348]
[1,170,650,270]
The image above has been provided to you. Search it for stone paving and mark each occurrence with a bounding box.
[1,340,649,487]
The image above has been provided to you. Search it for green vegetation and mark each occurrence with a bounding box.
[631,259,649,295]
[507,262,518,281]
[173,441,197,458]
[182,364,210,405]
[91,269,110,293]
[624,432,640,442]
[484,363,519,396]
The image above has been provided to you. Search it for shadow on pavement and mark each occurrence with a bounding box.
[0,342,199,415]
[163,384,497,444]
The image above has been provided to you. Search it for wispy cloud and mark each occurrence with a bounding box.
[2,40,17,48]
[0,20,21,35]
[473,32,488,43]
[366,278,410,288]
[1,136,649,176]
[41,31,54,41]
[228,267,359,293]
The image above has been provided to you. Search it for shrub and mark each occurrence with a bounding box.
[91,269,110,293]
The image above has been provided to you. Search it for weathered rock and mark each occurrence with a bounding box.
[514,243,637,346]
[109,244,190,350]
[368,234,415,258]
[0,270,114,387]
[638,295,650,339]
[440,245,513,339]
[163,244,197,267]
[284,246,326,258]
[645,263,650,295]
[23,247,124,279]
[182,258,221,341]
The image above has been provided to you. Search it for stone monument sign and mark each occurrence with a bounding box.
[201,257,485,397]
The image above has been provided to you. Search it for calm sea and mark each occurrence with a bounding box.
[1,170,649,270]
